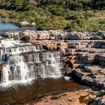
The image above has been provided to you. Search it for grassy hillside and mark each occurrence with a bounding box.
[0,0,105,31]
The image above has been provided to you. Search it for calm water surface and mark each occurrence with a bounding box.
[0,22,37,33]
[0,23,19,30]
[0,78,89,105]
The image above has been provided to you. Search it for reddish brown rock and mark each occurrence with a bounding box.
[24,89,96,105]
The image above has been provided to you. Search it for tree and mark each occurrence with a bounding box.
[15,0,28,10]
[96,0,105,10]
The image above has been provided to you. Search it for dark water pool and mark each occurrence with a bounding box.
[0,78,89,105]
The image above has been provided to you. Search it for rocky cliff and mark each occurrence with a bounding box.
[1,30,105,104]
[2,30,105,87]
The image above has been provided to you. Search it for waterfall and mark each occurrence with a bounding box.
[1,55,33,87]
[26,51,62,79]
[0,38,62,87]
[42,52,62,78]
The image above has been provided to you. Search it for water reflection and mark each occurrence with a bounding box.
[0,78,89,104]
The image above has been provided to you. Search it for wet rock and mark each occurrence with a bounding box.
[21,36,30,41]
[0,64,3,71]
[42,45,48,50]
[90,96,105,105]
[62,58,75,75]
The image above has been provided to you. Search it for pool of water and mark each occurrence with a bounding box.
[0,23,19,30]
[0,22,37,33]
[0,78,89,105]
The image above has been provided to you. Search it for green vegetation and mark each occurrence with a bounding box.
[0,0,105,31]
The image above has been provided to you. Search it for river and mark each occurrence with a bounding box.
[0,22,19,30]
[0,22,89,105]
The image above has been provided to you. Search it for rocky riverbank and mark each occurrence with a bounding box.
[1,29,105,104]
[2,30,105,83]
[25,89,97,105]
[3,30,105,40]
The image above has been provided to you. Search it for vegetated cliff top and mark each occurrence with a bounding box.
[0,0,105,11]
[0,0,105,10]
[0,0,105,31]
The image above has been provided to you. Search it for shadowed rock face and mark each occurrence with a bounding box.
[90,96,105,105]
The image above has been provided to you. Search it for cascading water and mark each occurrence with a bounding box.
[1,55,32,87]
[0,38,62,87]
[42,52,62,78]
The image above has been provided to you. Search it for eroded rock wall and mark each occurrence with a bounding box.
[1,30,105,88]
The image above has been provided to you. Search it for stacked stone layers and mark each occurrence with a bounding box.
[1,30,105,89]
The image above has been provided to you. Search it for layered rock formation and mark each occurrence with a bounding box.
[35,89,96,105]
[1,29,105,104]
[3,30,105,40]
[2,30,105,82]
[0,36,63,87]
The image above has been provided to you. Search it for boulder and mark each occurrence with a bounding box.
[75,65,105,88]
[95,30,105,39]
[22,30,38,40]
[65,32,80,40]
[38,31,50,40]
[19,21,29,27]
[64,32,90,40]
[77,53,95,64]
[94,54,105,65]
[49,30,67,40]
[90,36,103,40]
